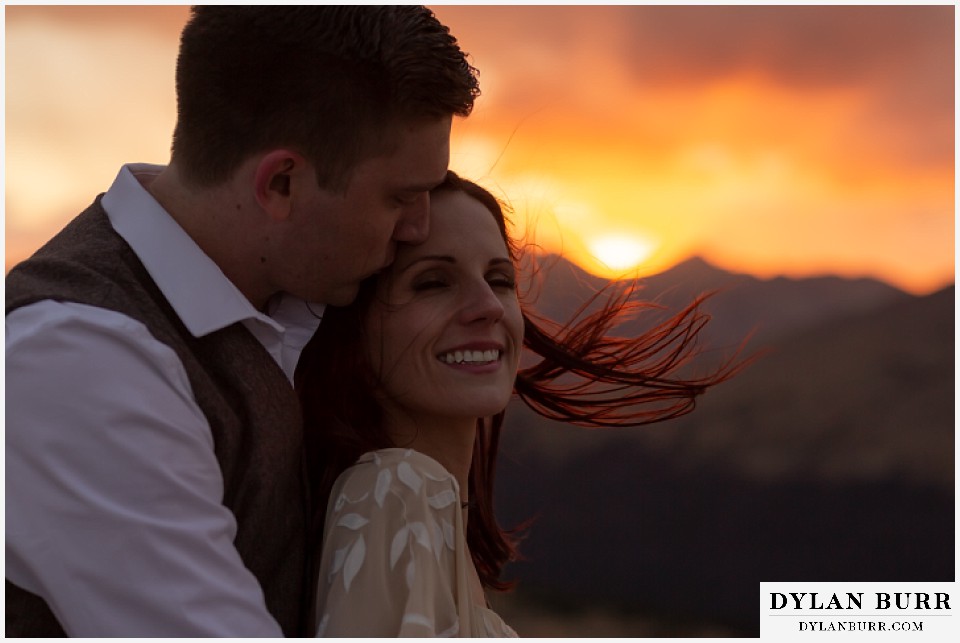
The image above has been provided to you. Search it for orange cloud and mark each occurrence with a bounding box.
[437,5,954,293]
[6,5,954,295]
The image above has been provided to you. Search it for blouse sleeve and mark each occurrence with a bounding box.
[315,450,464,637]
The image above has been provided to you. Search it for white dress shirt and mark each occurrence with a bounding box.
[5,164,323,637]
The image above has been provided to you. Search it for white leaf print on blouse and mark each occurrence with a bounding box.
[389,527,407,569]
[431,522,444,563]
[409,522,431,549]
[317,613,330,637]
[427,489,457,509]
[334,490,369,512]
[442,518,455,550]
[330,545,348,579]
[342,535,366,592]
[374,468,392,507]
[389,521,435,569]
[397,459,422,494]
[337,513,370,530]
[402,613,436,632]
[405,558,416,590]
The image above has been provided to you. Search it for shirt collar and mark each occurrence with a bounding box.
[100,163,284,338]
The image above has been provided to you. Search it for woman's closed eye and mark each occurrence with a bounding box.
[407,262,515,293]
[411,275,514,293]
[411,274,450,291]
[487,274,516,290]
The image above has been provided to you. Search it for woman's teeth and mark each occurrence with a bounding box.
[438,349,501,364]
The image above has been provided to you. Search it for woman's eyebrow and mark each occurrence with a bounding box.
[397,254,456,273]
[397,254,513,273]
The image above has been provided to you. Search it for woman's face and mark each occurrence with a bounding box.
[364,189,523,429]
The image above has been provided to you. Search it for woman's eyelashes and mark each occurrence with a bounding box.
[408,268,516,293]
[411,276,449,291]
[487,271,516,290]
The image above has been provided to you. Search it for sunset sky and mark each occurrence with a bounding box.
[5,4,955,295]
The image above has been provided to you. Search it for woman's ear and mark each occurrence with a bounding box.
[253,149,307,221]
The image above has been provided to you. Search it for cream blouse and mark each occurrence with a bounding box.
[314,448,517,637]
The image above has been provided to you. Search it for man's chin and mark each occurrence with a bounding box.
[323,284,361,308]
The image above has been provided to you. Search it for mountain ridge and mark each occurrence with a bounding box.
[524,252,916,351]
[492,257,954,633]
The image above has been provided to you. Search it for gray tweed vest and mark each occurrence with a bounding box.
[5,197,315,637]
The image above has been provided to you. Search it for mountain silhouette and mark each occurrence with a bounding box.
[494,255,954,635]
[523,253,910,349]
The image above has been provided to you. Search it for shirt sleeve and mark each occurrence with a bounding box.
[5,301,283,637]
[316,450,464,637]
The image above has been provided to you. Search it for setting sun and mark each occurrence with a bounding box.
[587,234,658,275]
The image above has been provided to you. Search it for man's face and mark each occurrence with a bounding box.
[278,116,452,306]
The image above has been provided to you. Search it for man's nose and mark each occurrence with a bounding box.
[392,194,430,244]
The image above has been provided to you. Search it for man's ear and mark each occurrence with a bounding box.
[253,150,307,221]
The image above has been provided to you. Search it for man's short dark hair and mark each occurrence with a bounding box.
[171,6,479,191]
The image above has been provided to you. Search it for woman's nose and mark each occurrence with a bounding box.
[459,280,505,325]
